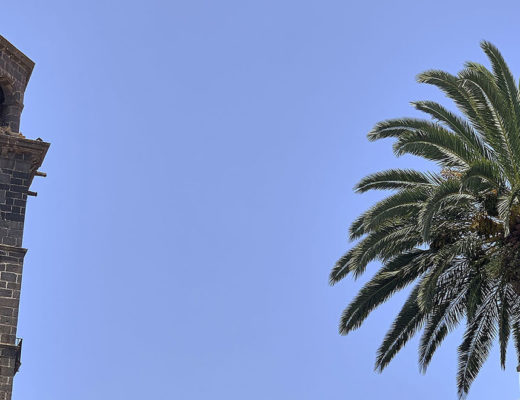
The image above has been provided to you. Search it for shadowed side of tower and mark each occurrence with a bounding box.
[0,36,49,399]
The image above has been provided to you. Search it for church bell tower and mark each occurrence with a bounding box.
[0,35,49,399]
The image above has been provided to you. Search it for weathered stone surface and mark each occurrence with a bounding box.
[0,35,49,400]
[0,36,33,134]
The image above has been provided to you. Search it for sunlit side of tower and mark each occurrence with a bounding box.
[0,35,49,400]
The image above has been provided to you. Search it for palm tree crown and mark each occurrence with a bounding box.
[331,41,520,398]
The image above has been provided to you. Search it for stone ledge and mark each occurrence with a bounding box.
[0,36,34,79]
[0,135,50,184]
[0,245,26,256]
[0,134,49,159]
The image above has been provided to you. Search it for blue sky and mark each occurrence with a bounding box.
[2,0,520,399]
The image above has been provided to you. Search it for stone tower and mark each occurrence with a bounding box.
[0,36,49,399]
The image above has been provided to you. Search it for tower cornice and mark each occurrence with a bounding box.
[0,36,34,81]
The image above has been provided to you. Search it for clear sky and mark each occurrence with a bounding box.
[2,0,520,399]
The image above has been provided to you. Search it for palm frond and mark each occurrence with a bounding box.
[497,188,520,235]
[416,70,494,139]
[412,100,490,159]
[512,321,520,365]
[418,180,473,241]
[367,118,437,141]
[457,287,499,399]
[375,285,427,372]
[349,188,427,240]
[461,159,503,191]
[498,283,512,369]
[355,169,439,193]
[332,221,421,282]
[480,41,520,155]
[458,67,520,180]
[339,250,427,334]
[419,288,466,372]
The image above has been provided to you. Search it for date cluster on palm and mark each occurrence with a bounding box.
[331,42,520,399]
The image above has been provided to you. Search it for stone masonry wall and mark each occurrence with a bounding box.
[0,244,25,400]
[0,141,47,400]
[0,343,19,400]
[0,151,31,400]
[0,153,31,248]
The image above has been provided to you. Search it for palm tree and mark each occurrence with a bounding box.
[331,41,520,398]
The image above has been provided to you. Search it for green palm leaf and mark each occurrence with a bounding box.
[355,169,439,193]
[418,180,473,241]
[375,285,427,372]
[412,100,490,159]
[457,287,499,398]
[339,250,427,334]
[419,288,466,372]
